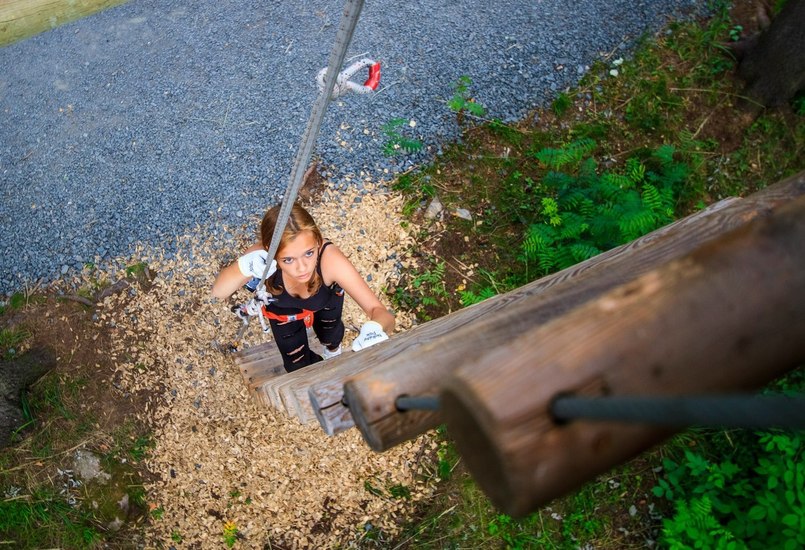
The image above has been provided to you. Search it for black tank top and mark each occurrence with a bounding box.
[265,241,341,314]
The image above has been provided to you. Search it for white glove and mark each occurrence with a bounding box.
[237,249,277,279]
[352,321,389,351]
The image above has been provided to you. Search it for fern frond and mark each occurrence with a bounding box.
[554,246,578,271]
[570,242,601,263]
[558,212,589,240]
[564,138,597,165]
[534,147,566,170]
[537,248,557,273]
[618,209,657,241]
[626,157,646,184]
[652,143,677,166]
[522,223,557,258]
[642,183,663,212]
[600,173,632,197]
[542,170,574,191]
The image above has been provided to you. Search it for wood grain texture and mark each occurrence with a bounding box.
[342,171,805,450]
[0,0,129,46]
[441,194,805,516]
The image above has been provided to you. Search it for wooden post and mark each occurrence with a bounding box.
[440,195,805,517]
[0,0,129,47]
[338,172,805,450]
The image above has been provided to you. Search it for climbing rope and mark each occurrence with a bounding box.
[394,393,805,430]
[233,0,376,346]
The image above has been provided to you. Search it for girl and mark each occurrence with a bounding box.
[212,203,394,371]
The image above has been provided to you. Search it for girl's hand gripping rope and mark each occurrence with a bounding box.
[352,320,389,351]
[317,58,381,98]
[237,249,277,280]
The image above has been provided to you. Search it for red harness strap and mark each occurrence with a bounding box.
[261,307,315,329]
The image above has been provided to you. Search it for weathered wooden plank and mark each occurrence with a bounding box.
[236,341,276,361]
[308,197,745,427]
[341,171,805,450]
[441,194,805,517]
[0,0,129,47]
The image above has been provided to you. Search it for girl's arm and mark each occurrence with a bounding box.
[321,244,395,334]
[211,242,264,300]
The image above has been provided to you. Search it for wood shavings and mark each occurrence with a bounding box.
[97,180,436,547]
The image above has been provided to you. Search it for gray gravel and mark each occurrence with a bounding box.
[0,0,706,295]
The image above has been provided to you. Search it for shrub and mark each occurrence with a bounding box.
[521,139,687,276]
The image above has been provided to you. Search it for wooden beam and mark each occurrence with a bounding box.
[0,0,129,47]
[440,194,805,517]
[309,200,740,434]
[339,171,805,450]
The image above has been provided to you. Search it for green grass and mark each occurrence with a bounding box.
[0,371,152,548]
[0,489,102,548]
[0,326,32,360]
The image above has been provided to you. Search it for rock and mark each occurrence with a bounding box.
[425,197,443,220]
[454,208,472,221]
[73,449,112,484]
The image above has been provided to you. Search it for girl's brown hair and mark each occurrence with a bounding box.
[260,203,324,295]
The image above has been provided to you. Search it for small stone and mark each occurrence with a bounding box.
[425,197,443,220]
[454,208,472,221]
[61,265,69,274]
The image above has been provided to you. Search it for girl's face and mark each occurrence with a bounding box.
[276,230,319,284]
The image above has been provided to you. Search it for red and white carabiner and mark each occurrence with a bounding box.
[317,58,381,98]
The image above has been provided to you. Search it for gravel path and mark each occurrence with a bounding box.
[0,0,705,294]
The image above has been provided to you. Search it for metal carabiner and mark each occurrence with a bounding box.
[317,58,381,98]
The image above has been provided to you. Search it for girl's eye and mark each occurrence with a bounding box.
[305,250,315,258]
[282,258,293,264]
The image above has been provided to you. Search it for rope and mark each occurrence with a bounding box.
[394,393,805,430]
[233,0,366,343]
[259,0,366,286]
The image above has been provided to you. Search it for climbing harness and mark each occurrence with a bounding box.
[262,308,315,329]
[316,58,381,98]
[230,0,377,350]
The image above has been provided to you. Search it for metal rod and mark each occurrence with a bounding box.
[551,394,805,430]
[396,395,440,412]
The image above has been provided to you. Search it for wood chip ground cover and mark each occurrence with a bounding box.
[69,182,437,548]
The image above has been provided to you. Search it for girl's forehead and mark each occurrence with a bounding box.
[278,230,318,256]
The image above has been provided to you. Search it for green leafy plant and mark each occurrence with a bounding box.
[552,91,573,116]
[0,489,101,547]
[460,285,496,307]
[388,483,412,500]
[654,428,804,550]
[448,76,486,124]
[381,118,423,156]
[393,257,449,320]
[487,513,544,549]
[223,520,239,547]
[522,139,686,276]
[125,262,148,277]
